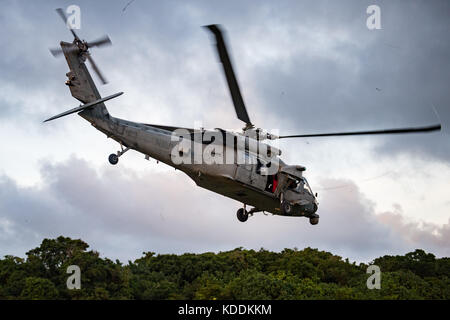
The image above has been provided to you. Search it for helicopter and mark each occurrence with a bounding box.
[46,9,441,225]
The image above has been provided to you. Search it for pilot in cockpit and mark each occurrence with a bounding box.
[288,179,298,190]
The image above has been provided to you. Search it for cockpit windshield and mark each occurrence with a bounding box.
[290,177,313,195]
[302,178,313,195]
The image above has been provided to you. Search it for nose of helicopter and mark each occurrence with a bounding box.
[307,193,319,214]
[308,201,318,214]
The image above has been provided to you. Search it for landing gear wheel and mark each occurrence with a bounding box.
[109,154,119,165]
[236,208,248,222]
[309,214,319,225]
[281,201,292,215]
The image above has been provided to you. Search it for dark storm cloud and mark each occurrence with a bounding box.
[0,157,448,263]
[240,1,450,159]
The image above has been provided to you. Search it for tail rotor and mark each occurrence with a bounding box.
[49,8,112,84]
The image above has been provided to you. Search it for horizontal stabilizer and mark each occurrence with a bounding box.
[44,92,123,122]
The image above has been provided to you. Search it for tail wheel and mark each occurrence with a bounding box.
[109,154,119,165]
[236,208,248,222]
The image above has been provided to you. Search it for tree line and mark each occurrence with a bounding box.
[0,236,448,299]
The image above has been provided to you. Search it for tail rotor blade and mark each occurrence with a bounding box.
[55,8,79,40]
[86,53,108,84]
[86,35,112,48]
[49,45,80,57]
[55,7,68,24]
[49,47,64,57]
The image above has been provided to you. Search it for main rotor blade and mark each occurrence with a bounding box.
[86,53,108,84]
[205,24,252,128]
[86,35,112,48]
[279,124,441,139]
[55,8,79,40]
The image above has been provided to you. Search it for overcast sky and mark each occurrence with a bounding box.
[0,0,449,263]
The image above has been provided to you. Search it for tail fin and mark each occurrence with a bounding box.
[60,41,109,119]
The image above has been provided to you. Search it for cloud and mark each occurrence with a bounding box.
[377,207,450,251]
[241,1,450,160]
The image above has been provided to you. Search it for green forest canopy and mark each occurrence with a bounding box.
[0,236,448,299]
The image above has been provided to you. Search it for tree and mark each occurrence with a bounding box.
[20,277,59,300]
[0,237,448,300]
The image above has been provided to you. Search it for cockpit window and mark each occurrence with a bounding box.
[302,178,313,195]
[288,177,313,195]
[293,180,303,192]
[287,179,298,190]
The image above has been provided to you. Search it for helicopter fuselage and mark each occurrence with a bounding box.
[79,111,318,217]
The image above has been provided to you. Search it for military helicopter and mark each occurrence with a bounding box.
[46,10,441,225]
